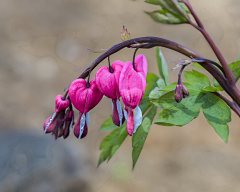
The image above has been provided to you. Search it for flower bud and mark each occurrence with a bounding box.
[55,95,70,112]
[182,84,189,98]
[43,94,70,139]
[174,84,183,103]
[121,25,130,41]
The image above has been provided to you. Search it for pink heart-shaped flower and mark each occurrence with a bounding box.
[119,54,148,136]
[55,94,70,112]
[119,61,145,108]
[95,60,124,99]
[69,79,103,113]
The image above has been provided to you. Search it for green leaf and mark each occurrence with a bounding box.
[149,87,165,100]
[202,92,231,142]
[213,78,220,87]
[179,2,190,14]
[204,86,223,92]
[144,73,160,97]
[237,55,240,61]
[193,62,206,70]
[132,106,157,169]
[149,78,166,100]
[229,61,240,81]
[161,82,193,92]
[202,92,231,124]
[156,47,169,85]
[100,117,119,131]
[184,70,211,89]
[108,127,128,161]
[98,127,122,166]
[98,124,127,166]
[154,89,206,126]
[139,97,152,115]
[146,10,187,24]
[153,89,231,142]
[145,0,189,18]
[207,121,229,143]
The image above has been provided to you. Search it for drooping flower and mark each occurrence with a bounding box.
[119,54,148,136]
[174,83,189,103]
[69,78,103,139]
[43,94,70,139]
[95,60,125,126]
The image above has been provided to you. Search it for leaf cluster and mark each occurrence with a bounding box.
[145,0,189,24]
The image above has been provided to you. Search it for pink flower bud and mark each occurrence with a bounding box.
[174,84,190,102]
[182,84,189,98]
[43,95,72,140]
[175,84,183,103]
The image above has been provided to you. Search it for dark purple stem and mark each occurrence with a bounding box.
[108,56,113,73]
[177,65,186,84]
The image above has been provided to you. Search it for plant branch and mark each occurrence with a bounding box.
[183,0,235,85]
[212,92,240,117]
[76,36,240,107]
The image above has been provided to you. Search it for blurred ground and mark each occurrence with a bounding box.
[1,0,240,191]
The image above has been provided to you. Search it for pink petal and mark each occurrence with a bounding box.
[111,60,124,92]
[43,112,57,133]
[125,106,134,136]
[95,60,124,99]
[69,79,103,113]
[55,95,70,112]
[135,54,148,78]
[74,113,88,139]
[119,61,143,108]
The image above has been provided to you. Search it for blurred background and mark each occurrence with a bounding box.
[1,0,240,191]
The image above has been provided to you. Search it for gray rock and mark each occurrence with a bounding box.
[0,130,91,192]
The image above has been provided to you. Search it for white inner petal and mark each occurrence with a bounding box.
[123,105,128,120]
[44,111,56,133]
[116,99,123,126]
[111,100,114,110]
[86,112,90,127]
[79,113,86,139]
[133,105,142,134]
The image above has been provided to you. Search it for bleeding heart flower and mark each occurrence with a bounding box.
[96,60,125,126]
[119,54,148,136]
[43,94,70,139]
[69,78,103,139]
